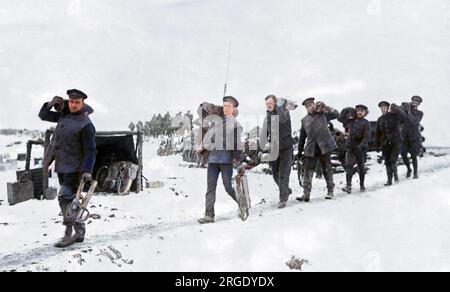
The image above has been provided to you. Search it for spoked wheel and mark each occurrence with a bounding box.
[117,167,133,196]
[95,166,111,192]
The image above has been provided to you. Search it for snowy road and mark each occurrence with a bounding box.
[1,141,450,272]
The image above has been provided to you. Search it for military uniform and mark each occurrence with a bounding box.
[339,107,371,192]
[261,104,294,205]
[200,97,244,223]
[400,99,424,179]
[298,103,339,201]
[39,90,96,247]
[375,103,407,185]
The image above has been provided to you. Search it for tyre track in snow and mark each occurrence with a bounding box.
[2,156,450,270]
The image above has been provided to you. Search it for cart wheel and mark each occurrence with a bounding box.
[95,166,110,192]
[117,168,133,196]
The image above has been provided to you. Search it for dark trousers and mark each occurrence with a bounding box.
[269,146,293,202]
[401,149,418,175]
[303,149,335,196]
[205,164,237,218]
[345,150,366,187]
[382,143,401,183]
[57,173,85,235]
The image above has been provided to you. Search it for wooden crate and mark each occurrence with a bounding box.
[7,181,35,206]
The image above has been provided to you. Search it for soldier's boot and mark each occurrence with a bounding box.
[325,190,334,200]
[55,236,81,249]
[325,178,335,200]
[360,174,366,192]
[296,192,310,203]
[412,157,419,179]
[198,215,215,224]
[393,166,399,183]
[385,165,393,186]
[343,170,352,194]
[54,226,73,248]
[297,168,313,203]
[278,188,291,209]
[324,167,335,200]
[406,168,412,178]
[278,201,287,209]
[73,224,86,243]
[403,154,412,178]
[342,185,352,194]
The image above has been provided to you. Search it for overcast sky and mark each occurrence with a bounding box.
[0,0,449,145]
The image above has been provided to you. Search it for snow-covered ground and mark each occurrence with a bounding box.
[0,136,449,272]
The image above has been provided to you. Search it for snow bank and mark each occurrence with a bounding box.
[1,137,449,271]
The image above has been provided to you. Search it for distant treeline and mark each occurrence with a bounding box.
[129,111,194,138]
[0,129,44,139]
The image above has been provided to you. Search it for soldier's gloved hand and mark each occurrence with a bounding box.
[276,98,286,108]
[235,164,246,183]
[48,96,64,108]
[236,164,246,175]
[195,147,206,155]
[315,102,326,113]
[81,172,93,182]
[316,101,326,107]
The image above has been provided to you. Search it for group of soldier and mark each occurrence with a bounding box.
[36,89,424,245]
[197,94,424,224]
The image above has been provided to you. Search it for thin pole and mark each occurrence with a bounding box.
[223,41,232,97]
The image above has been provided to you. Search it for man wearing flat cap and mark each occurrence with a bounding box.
[297,98,339,202]
[400,96,424,179]
[338,105,371,194]
[198,96,245,224]
[375,100,407,186]
[39,89,96,248]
